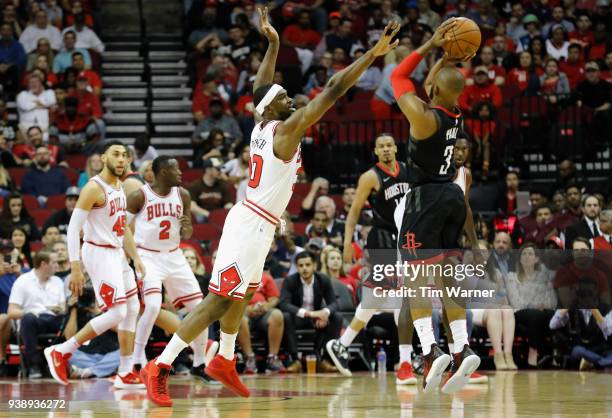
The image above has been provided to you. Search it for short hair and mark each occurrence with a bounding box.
[535,204,553,214]
[253,84,274,108]
[33,249,53,269]
[375,133,395,144]
[295,251,315,264]
[568,43,582,52]
[572,237,591,249]
[152,155,175,175]
[581,194,599,207]
[133,134,150,153]
[565,184,581,193]
[43,225,59,235]
[71,51,84,59]
[64,30,76,38]
[101,140,126,154]
[26,125,42,136]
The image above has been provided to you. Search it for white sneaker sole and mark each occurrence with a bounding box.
[441,355,481,394]
[396,375,417,385]
[468,375,488,384]
[423,354,451,393]
[114,378,146,389]
[325,340,352,377]
[44,346,69,386]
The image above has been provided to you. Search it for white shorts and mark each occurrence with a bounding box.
[209,202,277,300]
[82,242,138,310]
[138,248,202,308]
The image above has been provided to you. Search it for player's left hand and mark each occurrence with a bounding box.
[431,18,458,48]
[180,215,191,228]
[134,258,146,280]
[371,21,401,57]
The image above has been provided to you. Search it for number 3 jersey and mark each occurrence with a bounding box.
[246,120,301,219]
[83,175,127,248]
[134,184,183,251]
[406,106,463,186]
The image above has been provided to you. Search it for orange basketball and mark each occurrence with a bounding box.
[442,17,482,60]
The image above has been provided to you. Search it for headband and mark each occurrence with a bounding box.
[255,84,283,115]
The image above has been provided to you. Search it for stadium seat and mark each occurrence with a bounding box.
[30,209,52,228]
[330,194,343,211]
[293,183,311,198]
[293,222,307,236]
[286,196,302,217]
[181,169,201,185]
[175,156,190,170]
[65,155,88,170]
[22,194,39,210]
[8,168,27,186]
[61,169,79,185]
[30,241,44,252]
[45,195,66,210]
[208,209,229,228]
[191,223,221,241]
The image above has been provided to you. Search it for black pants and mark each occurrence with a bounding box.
[283,311,342,361]
[514,309,555,352]
[20,313,62,367]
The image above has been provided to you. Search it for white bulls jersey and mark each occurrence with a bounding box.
[83,175,127,248]
[246,120,301,219]
[454,166,467,195]
[134,184,183,251]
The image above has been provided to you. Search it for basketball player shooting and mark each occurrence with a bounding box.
[45,141,146,388]
[390,18,481,394]
[140,7,400,407]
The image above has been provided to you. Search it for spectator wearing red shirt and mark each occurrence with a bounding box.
[459,66,503,113]
[71,51,101,95]
[603,52,612,84]
[64,1,95,29]
[568,13,594,51]
[12,125,65,167]
[69,74,105,139]
[559,44,586,89]
[588,22,608,61]
[237,272,286,374]
[191,73,230,123]
[508,51,543,94]
[321,247,358,306]
[282,11,321,50]
[468,46,506,86]
[465,102,496,178]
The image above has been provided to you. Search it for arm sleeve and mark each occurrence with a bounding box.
[67,208,89,262]
[390,51,423,100]
[549,309,569,330]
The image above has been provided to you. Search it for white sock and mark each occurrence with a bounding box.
[219,331,237,360]
[118,355,132,375]
[448,343,454,354]
[339,326,359,348]
[183,299,207,368]
[133,341,147,365]
[413,317,436,355]
[399,345,413,364]
[56,336,81,355]
[449,319,468,354]
[156,334,188,366]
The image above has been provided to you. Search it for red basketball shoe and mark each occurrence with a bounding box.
[44,346,71,386]
[396,361,417,385]
[140,358,173,407]
[205,354,250,397]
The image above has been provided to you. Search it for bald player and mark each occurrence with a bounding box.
[390,18,480,393]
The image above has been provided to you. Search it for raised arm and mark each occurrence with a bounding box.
[274,22,400,160]
[254,6,279,94]
[343,170,378,263]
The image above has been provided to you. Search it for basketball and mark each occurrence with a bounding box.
[442,17,482,60]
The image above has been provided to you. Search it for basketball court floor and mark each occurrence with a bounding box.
[1,371,610,417]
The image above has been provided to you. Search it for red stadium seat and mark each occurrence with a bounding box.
[46,195,66,210]
[293,222,307,236]
[330,194,343,211]
[62,168,79,186]
[286,196,302,217]
[65,155,88,170]
[208,209,229,228]
[208,239,220,253]
[22,194,39,210]
[201,255,212,274]
[181,169,201,185]
[175,157,190,171]
[180,240,203,257]
[8,168,27,186]
[293,183,311,198]
[31,209,52,228]
[192,223,221,241]
[30,241,44,252]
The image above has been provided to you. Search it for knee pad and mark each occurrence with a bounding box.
[118,296,140,332]
[91,303,127,335]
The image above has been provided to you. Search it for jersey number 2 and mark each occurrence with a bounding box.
[112,215,126,237]
[159,220,171,240]
[439,145,454,175]
[248,154,264,188]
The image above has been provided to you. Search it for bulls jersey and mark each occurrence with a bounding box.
[368,162,410,231]
[134,185,183,251]
[246,120,301,219]
[83,175,127,248]
[454,166,467,195]
[406,106,463,185]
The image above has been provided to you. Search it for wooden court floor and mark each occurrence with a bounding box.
[1,371,610,417]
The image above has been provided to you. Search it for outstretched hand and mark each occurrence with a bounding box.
[371,21,401,57]
[431,18,458,48]
[258,6,279,44]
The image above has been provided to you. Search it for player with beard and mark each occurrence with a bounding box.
[326,133,416,384]
[45,141,147,388]
[140,7,400,406]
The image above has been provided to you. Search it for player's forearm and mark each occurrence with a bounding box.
[424,58,446,96]
[254,39,279,91]
[326,50,377,98]
[181,223,193,240]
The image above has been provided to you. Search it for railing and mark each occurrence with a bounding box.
[137,0,153,135]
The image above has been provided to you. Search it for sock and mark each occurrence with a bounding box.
[339,326,359,348]
[449,319,468,354]
[219,331,237,360]
[56,336,81,355]
[191,335,206,368]
[399,345,413,364]
[156,334,188,366]
[413,317,436,355]
[118,355,132,375]
[448,343,455,354]
[81,368,94,378]
[133,341,147,365]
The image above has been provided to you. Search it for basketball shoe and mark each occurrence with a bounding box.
[468,372,488,383]
[114,369,146,389]
[422,344,451,393]
[396,361,417,385]
[326,339,351,377]
[44,346,71,386]
[205,355,250,397]
[141,358,173,407]
[441,345,481,394]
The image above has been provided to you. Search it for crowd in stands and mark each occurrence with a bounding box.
[0,0,610,379]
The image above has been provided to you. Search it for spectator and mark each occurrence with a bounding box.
[465,102,495,178]
[0,23,26,95]
[19,10,61,53]
[528,36,547,68]
[555,184,583,232]
[25,37,55,73]
[192,128,230,167]
[50,96,98,153]
[221,143,249,203]
[70,52,101,95]
[508,51,542,94]
[187,157,233,222]
[551,159,578,195]
[301,177,329,215]
[524,204,558,247]
[354,48,382,90]
[7,249,64,378]
[52,30,91,74]
[305,210,330,244]
[0,193,40,241]
[43,0,64,28]
[12,125,66,167]
[569,13,594,50]
[280,251,341,373]
[592,210,612,250]
[458,66,502,113]
[2,3,22,39]
[220,24,254,68]
[64,1,95,29]
[488,232,516,276]
[559,44,586,89]
[77,153,101,187]
[337,187,356,222]
[306,196,344,247]
[304,65,329,99]
[130,135,158,169]
[506,3,528,43]
[417,0,442,30]
[472,46,505,86]
[25,55,58,88]
[192,99,242,147]
[552,191,567,213]
[0,160,15,197]
[320,246,358,305]
[272,211,304,274]
[0,99,18,145]
[0,240,20,376]
[576,61,610,112]
[61,13,104,53]
[52,240,70,279]
[282,10,321,52]
[539,58,571,104]
[496,170,521,216]
[546,25,570,61]
[371,45,412,120]
[315,18,362,60]
[543,6,575,37]
[188,5,229,50]
[183,247,208,289]
[505,243,557,367]
[564,194,602,249]
[603,52,612,83]
[550,307,612,370]
[41,225,61,247]
[191,73,229,124]
[16,73,56,141]
[11,226,33,270]
[138,160,154,185]
[489,33,514,68]
[516,14,541,53]
[20,146,70,204]
[238,272,285,374]
[68,71,104,135]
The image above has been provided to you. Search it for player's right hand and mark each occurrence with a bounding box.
[431,18,458,48]
[370,21,401,57]
[258,6,279,44]
[69,269,85,296]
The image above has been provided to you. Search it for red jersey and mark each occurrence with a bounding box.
[249,273,280,305]
[458,83,502,112]
[559,60,585,89]
[281,25,321,49]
